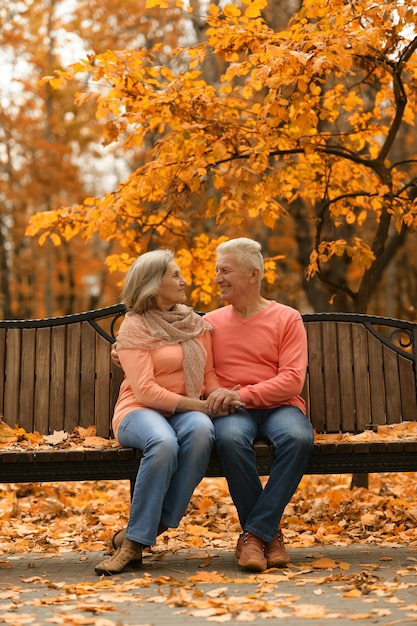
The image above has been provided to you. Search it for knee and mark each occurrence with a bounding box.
[183,414,215,450]
[214,418,250,451]
[146,433,179,464]
[193,413,215,436]
[286,421,314,453]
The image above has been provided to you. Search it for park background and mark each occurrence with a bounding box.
[2,2,417,611]
[1,0,417,323]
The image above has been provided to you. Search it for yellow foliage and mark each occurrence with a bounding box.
[223,4,241,18]
[145,0,169,7]
[346,211,356,225]
[25,0,417,311]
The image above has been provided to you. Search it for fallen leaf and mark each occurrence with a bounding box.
[361,513,377,527]
[43,430,68,445]
[188,572,228,583]
[0,419,18,444]
[313,588,324,595]
[311,558,338,569]
[343,589,362,598]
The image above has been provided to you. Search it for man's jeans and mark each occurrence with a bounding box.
[213,405,314,544]
[117,409,215,546]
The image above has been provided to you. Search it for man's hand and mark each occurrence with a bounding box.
[206,386,245,415]
[111,342,122,368]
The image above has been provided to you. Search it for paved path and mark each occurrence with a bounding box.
[2,544,417,625]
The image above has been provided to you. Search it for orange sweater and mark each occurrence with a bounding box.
[204,301,306,413]
[112,330,219,438]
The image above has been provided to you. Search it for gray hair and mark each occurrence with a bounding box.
[121,249,175,313]
[216,238,264,280]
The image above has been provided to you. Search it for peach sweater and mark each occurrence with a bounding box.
[112,330,219,439]
[204,301,306,413]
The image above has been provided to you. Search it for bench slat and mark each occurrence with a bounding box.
[367,332,386,425]
[337,323,356,432]
[65,323,82,433]
[351,324,371,431]
[50,325,66,431]
[0,327,5,416]
[322,322,342,432]
[34,327,52,435]
[383,343,402,424]
[305,323,326,432]
[399,355,417,420]
[95,331,113,437]
[20,329,36,432]
[4,329,21,428]
[80,322,97,428]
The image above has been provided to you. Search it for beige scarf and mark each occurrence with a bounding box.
[116,305,212,399]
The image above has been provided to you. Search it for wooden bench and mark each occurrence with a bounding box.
[1,305,417,489]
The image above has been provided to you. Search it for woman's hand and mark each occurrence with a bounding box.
[206,406,232,418]
[206,386,245,416]
[111,342,122,368]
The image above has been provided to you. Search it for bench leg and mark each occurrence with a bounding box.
[351,473,369,489]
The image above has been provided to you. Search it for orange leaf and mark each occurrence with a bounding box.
[312,558,339,569]
[342,589,362,598]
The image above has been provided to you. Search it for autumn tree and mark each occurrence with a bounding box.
[26,0,417,317]
[0,0,198,319]
[1,1,101,317]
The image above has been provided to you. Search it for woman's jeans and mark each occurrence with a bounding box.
[117,409,215,546]
[213,405,314,544]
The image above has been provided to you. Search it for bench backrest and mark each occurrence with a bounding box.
[1,307,417,437]
[0,306,124,437]
[304,313,417,433]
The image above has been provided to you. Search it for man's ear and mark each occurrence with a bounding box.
[249,268,260,283]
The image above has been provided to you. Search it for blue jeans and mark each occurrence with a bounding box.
[117,409,215,546]
[213,406,314,544]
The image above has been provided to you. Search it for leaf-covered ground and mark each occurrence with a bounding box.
[2,474,417,624]
[2,419,417,554]
[1,472,417,556]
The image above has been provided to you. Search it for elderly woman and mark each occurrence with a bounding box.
[95,249,221,575]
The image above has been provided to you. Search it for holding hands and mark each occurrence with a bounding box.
[206,387,245,417]
[111,341,244,417]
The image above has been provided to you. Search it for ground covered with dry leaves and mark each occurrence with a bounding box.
[1,472,417,554]
[1,419,417,555]
[2,474,417,624]
[3,422,417,623]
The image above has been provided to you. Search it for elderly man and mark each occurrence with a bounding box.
[205,237,313,572]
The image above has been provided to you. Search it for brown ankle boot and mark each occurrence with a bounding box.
[234,532,245,558]
[265,529,290,568]
[237,532,267,572]
[95,539,142,576]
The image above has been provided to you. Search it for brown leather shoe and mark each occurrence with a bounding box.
[95,540,142,576]
[234,532,245,558]
[265,529,290,567]
[237,532,267,572]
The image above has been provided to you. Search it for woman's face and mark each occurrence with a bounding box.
[154,260,187,311]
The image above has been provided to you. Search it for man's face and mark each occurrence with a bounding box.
[214,253,252,303]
